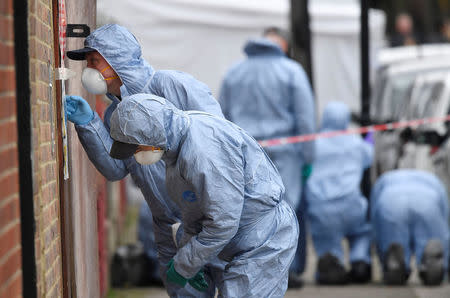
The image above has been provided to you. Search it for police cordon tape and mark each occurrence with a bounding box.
[258,115,450,147]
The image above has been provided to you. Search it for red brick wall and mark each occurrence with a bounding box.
[0,0,23,297]
[1,1,112,297]
[29,0,63,296]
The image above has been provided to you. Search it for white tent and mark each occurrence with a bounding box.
[310,1,386,118]
[97,0,386,118]
[97,0,289,97]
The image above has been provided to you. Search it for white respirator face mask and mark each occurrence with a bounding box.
[134,150,164,165]
[81,66,118,95]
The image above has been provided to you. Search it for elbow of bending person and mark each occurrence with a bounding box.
[102,170,128,182]
[94,162,128,181]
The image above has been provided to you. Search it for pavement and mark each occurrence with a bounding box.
[107,237,450,298]
[108,283,450,298]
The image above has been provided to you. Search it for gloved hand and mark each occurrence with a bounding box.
[363,131,375,145]
[188,270,208,292]
[65,95,94,125]
[302,164,313,184]
[166,259,187,287]
[166,259,209,292]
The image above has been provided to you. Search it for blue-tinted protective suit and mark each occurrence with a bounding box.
[371,169,449,271]
[305,102,373,265]
[219,38,315,209]
[73,24,223,297]
[110,94,299,298]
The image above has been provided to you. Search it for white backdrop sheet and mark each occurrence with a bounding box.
[310,3,386,118]
[97,0,385,118]
[97,0,289,98]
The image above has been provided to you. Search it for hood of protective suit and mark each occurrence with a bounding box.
[85,24,154,95]
[244,38,285,57]
[320,101,350,131]
[110,93,190,157]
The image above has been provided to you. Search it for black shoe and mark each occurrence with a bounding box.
[111,243,163,287]
[383,243,408,285]
[349,261,371,284]
[419,240,444,286]
[125,243,148,286]
[110,245,130,287]
[317,253,348,285]
[288,271,304,288]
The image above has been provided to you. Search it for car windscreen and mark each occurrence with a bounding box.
[380,74,415,121]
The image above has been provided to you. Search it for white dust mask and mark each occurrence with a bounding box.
[134,150,164,165]
[81,66,118,95]
[81,67,107,94]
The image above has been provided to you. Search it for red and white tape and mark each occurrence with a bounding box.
[258,115,450,147]
[58,0,67,60]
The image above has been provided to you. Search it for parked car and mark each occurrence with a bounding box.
[398,71,450,182]
[370,48,450,178]
[376,44,450,69]
[371,56,450,123]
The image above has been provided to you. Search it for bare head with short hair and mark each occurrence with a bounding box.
[263,27,291,55]
[395,13,413,35]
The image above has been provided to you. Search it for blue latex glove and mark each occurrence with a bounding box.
[65,95,94,125]
[302,164,313,184]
